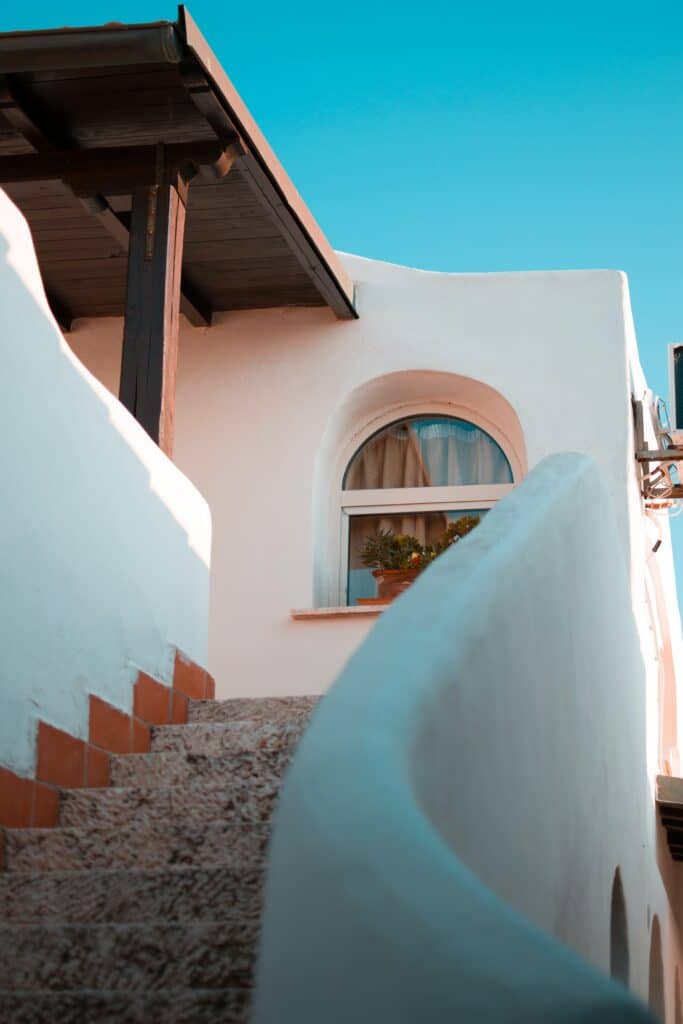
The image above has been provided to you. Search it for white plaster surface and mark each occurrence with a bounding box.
[67,254,682,708]
[0,191,211,775]
[252,455,675,1022]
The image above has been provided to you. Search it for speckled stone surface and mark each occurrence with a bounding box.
[0,988,251,1023]
[0,921,255,990]
[0,694,318,1013]
[0,866,262,923]
[188,696,318,725]
[109,746,292,790]
[4,821,269,873]
[62,775,280,829]
[150,718,306,756]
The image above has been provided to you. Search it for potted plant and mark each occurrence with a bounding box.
[358,515,481,603]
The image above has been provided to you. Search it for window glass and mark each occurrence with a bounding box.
[344,416,512,490]
[347,509,488,606]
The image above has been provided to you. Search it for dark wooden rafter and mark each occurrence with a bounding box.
[45,290,74,332]
[0,76,226,327]
[119,159,189,456]
[176,6,357,320]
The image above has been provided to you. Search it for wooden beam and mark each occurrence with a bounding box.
[0,74,68,151]
[0,78,217,328]
[119,168,188,455]
[0,141,227,189]
[45,290,74,332]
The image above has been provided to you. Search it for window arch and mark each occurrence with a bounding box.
[340,413,515,606]
[609,868,630,986]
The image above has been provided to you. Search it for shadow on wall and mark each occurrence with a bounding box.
[611,868,631,987]
[649,916,665,1022]
[0,195,211,776]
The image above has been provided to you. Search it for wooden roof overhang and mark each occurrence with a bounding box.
[0,6,357,326]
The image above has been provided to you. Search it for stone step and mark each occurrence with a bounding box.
[61,777,276,829]
[2,821,268,873]
[0,921,255,992]
[150,718,305,756]
[110,747,290,790]
[0,988,250,1024]
[188,695,318,725]
[0,865,262,924]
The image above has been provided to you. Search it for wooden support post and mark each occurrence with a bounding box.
[119,151,188,456]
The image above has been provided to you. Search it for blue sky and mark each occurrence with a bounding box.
[4,1,683,598]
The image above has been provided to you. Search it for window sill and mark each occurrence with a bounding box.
[290,605,387,621]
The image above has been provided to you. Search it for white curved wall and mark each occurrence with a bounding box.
[67,256,671,701]
[253,454,675,1022]
[0,190,211,776]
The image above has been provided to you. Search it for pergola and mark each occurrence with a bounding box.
[0,7,357,454]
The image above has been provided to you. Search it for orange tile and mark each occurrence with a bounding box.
[89,696,132,754]
[173,650,208,700]
[32,781,60,827]
[171,689,189,724]
[132,719,151,753]
[0,767,34,827]
[86,745,111,788]
[205,675,216,700]
[37,722,86,788]
[133,672,171,724]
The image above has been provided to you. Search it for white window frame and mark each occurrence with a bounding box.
[339,485,513,606]
[323,402,522,608]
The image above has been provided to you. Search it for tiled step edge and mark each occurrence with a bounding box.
[0,647,214,831]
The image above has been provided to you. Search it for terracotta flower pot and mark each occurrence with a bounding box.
[372,567,421,601]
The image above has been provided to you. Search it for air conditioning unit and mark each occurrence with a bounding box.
[669,344,683,445]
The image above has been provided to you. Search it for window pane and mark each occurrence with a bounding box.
[347,509,488,606]
[344,416,512,490]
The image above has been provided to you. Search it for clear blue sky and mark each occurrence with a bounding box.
[4,1,683,599]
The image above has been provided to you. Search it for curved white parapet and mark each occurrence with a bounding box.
[252,454,657,1022]
[0,189,211,775]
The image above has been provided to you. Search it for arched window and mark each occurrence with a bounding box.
[649,915,665,1022]
[340,414,514,606]
[609,868,630,986]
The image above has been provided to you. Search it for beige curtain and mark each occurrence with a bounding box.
[347,426,447,567]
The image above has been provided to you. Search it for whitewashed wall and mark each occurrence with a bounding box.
[253,455,676,1022]
[0,191,211,776]
[68,255,682,712]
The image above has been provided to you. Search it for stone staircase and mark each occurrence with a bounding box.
[0,695,317,1023]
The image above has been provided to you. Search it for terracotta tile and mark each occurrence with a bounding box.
[205,675,216,700]
[171,690,189,724]
[86,745,111,788]
[133,672,171,724]
[0,767,34,827]
[173,650,208,700]
[32,781,60,827]
[89,696,132,754]
[37,722,86,788]
[133,719,151,753]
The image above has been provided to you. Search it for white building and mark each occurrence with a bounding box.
[0,10,682,1022]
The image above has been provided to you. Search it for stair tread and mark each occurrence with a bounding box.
[61,776,279,828]
[188,695,318,724]
[0,693,313,1007]
[0,921,255,991]
[0,864,262,923]
[3,820,269,873]
[0,988,251,1024]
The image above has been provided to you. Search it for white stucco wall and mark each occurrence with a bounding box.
[253,454,677,1022]
[0,191,211,776]
[68,254,682,710]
